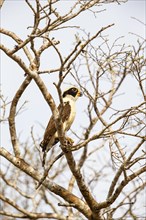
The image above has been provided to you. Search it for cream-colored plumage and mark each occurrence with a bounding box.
[62,95,76,131]
[40,87,82,159]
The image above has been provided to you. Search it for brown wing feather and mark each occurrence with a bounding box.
[40,115,56,151]
[40,102,71,151]
[61,101,71,123]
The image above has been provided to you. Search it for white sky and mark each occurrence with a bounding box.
[1,0,145,146]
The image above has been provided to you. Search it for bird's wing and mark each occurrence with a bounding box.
[61,101,71,123]
[40,102,71,151]
[40,115,56,151]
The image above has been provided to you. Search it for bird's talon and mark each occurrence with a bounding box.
[65,137,74,146]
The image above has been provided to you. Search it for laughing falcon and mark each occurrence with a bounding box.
[40,87,82,153]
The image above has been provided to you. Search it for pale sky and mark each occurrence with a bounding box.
[1,0,145,146]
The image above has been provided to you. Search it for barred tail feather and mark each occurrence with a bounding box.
[40,140,47,152]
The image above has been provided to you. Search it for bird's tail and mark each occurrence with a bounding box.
[40,140,47,152]
[40,138,59,166]
[40,141,48,167]
[42,151,47,167]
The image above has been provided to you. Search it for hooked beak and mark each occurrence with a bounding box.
[77,91,83,97]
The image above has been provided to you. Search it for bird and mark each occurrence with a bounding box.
[40,87,82,165]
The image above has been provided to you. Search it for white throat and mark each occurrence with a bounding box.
[63,94,78,103]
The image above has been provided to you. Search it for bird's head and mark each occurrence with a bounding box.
[63,87,82,101]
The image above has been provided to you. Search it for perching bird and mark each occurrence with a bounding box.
[40,87,82,164]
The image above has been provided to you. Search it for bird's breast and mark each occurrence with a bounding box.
[64,100,76,131]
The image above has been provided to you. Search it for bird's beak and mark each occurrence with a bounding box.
[77,91,83,97]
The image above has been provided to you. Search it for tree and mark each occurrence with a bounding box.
[0,1,145,220]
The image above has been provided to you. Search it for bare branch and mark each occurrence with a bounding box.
[0,147,91,219]
[8,76,32,157]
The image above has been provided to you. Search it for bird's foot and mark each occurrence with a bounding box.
[62,137,74,152]
[64,136,74,146]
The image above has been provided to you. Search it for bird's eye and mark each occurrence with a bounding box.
[72,88,77,92]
